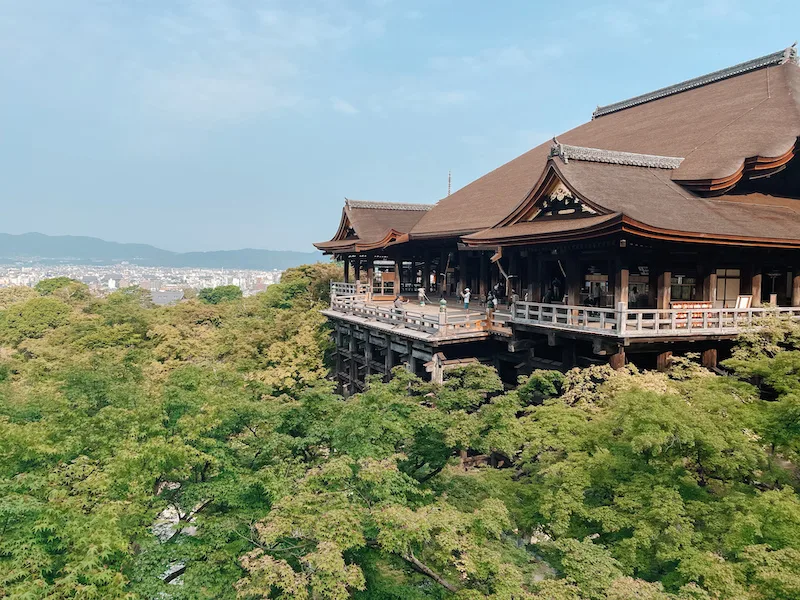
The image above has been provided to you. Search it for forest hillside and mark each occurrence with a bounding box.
[1,266,800,599]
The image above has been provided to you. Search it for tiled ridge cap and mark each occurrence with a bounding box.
[549,140,684,169]
[345,199,434,211]
[593,44,798,119]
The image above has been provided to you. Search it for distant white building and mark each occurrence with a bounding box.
[107,274,123,289]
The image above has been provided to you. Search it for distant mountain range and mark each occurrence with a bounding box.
[0,233,323,270]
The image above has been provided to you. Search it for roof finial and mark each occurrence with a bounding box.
[549,138,566,162]
[784,43,799,65]
[447,170,451,196]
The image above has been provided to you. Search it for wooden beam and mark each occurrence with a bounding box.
[344,255,350,283]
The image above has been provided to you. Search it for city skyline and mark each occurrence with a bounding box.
[2,2,798,252]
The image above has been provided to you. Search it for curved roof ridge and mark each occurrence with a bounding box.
[593,44,798,119]
[550,140,684,169]
[345,199,434,211]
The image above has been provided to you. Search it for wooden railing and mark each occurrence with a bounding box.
[330,281,370,299]
[621,306,800,337]
[328,294,511,337]
[511,301,800,338]
[511,302,621,333]
[329,290,800,340]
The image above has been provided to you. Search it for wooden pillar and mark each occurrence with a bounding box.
[656,351,672,372]
[535,254,545,302]
[561,342,576,370]
[406,342,417,375]
[526,251,536,300]
[751,270,762,307]
[422,250,430,293]
[566,258,581,305]
[657,270,672,310]
[609,346,626,370]
[354,256,361,281]
[793,272,800,307]
[703,270,717,304]
[701,348,718,369]
[364,338,372,378]
[366,261,374,296]
[614,264,630,309]
[384,334,394,381]
[343,255,350,283]
[335,325,343,391]
[479,253,488,298]
[439,250,448,295]
[458,252,468,293]
[394,257,401,294]
[508,251,519,299]
[348,334,357,389]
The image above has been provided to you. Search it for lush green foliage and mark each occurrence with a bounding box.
[198,284,244,305]
[1,273,799,599]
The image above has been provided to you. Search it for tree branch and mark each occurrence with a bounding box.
[401,552,458,593]
[163,565,187,584]
[416,462,446,483]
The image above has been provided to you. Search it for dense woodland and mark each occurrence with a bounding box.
[1,266,800,599]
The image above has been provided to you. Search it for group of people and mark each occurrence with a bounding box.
[459,284,503,312]
[392,280,644,312]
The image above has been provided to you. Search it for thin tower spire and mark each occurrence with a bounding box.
[447,170,451,196]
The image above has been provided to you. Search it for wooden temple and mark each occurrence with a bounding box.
[315,46,800,392]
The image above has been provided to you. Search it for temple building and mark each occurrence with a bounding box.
[315,46,800,392]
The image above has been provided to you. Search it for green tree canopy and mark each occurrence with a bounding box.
[1,273,800,599]
[198,284,243,304]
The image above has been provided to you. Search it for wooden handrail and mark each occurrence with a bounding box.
[510,301,800,337]
[328,296,800,339]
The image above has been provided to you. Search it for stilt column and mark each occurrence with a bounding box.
[701,348,718,369]
[384,334,394,381]
[609,347,626,370]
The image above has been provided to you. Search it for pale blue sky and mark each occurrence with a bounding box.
[0,1,795,251]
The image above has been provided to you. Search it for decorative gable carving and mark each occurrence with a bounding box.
[527,180,597,220]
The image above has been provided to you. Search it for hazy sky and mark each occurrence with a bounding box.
[1,1,796,252]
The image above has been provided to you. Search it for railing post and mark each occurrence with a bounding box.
[617,302,627,334]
